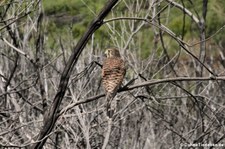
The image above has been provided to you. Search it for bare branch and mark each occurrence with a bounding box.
[102,118,113,149]
[2,38,34,63]
[125,76,223,91]
[104,17,216,76]
[31,0,119,148]
[165,0,200,25]
[59,76,225,115]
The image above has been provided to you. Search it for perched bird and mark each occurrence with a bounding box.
[102,48,126,118]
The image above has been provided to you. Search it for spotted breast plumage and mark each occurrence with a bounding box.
[102,48,126,118]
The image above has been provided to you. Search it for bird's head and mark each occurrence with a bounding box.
[105,48,121,58]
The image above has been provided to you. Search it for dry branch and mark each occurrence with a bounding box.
[165,0,200,25]
[105,17,216,76]
[31,0,119,148]
[59,76,225,115]
[2,38,34,63]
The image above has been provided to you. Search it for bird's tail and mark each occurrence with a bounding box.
[106,93,115,118]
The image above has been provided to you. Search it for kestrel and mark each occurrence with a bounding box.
[102,48,126,118]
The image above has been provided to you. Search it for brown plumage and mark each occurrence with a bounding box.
[102,48,126,118]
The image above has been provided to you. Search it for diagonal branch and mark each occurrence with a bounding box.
[2,38,34,64]
[31,0,119,148]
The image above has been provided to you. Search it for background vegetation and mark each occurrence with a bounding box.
[1,0,225,148]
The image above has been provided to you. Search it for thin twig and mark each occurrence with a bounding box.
[165,0,200,25]
[102,118,113,149]
[2,38,34,64]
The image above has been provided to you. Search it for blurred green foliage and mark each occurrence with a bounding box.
[43,0,106,49]
[43,0,225,57]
